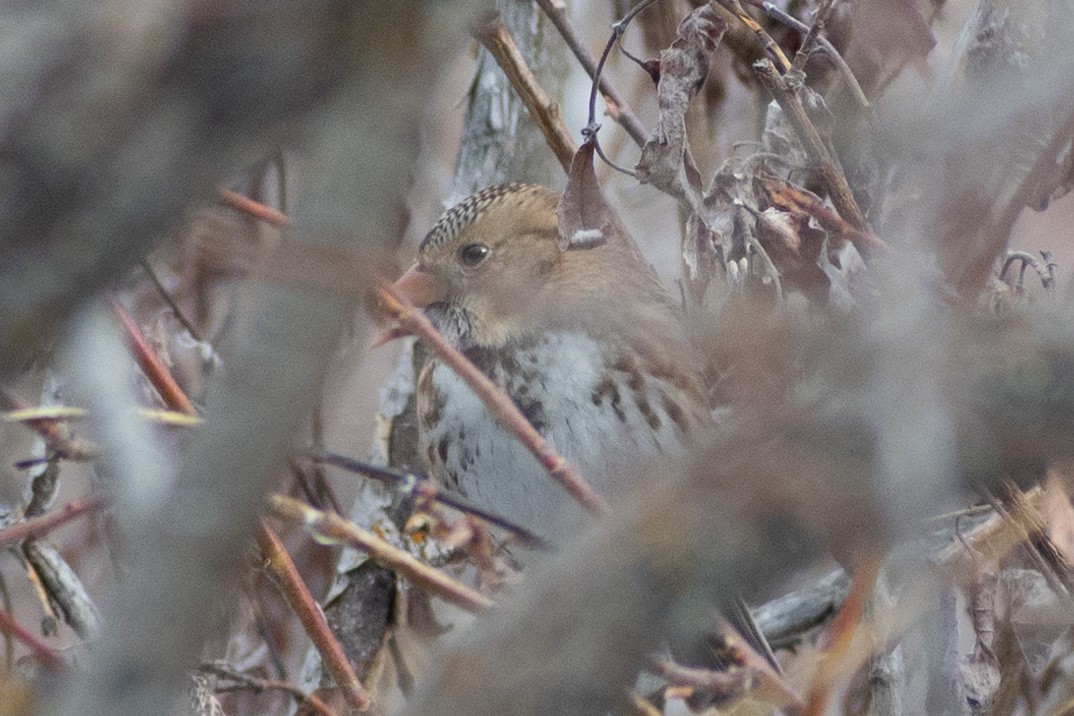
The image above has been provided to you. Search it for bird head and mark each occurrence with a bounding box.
[381,183,678,350]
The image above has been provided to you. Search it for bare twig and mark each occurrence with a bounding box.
[3,405,199,428]
[533,0,648,147]
[267,494,494,614]
[743,0,869,111]
[0,608,63,670]
[217,186,290,227]
[473,14,577,172]
[714,0,792,72]
[311,449,553,550]
[256,522,370,713]
[378,282,609,516]
[139,258,203,343]
[202,663,337,716]
[111,301,197,416]
[0,498,109,549]
[790,0,839,75]
[0,387,97,463]
[754,59,868,231]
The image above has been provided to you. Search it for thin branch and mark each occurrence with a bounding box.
[203,663,337,716]
[111,300,197,416]
[714,0,792,72]
[473,13,577,172]
[0,609,63,670]
[588,0,661,130]
[311,448,553,550]
[0,498,109,549]
[139,258,203,343]
[256,522,370,714]
[754,59,868,231]
[743,0,869,111]
[217,186,290,227]
[267,494,494,614]
[378,282,609,516]
[533,0,648,147]
[790,0,839,75]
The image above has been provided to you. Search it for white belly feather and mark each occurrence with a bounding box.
[418,332,693,536]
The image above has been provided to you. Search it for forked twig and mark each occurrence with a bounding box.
[267,494,494,614]
[203,663,337,716]
[742,0,869,110]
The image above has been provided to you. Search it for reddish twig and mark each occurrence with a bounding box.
[267,494,494,614]
[474,13,577,172]
[111,301,197,416]
[377,283,609,516]
[715,0,792,72]
[0,609,63,670]
[256,521,370,713]
[741,0,869,110]
[802,558,882,716]
[0,498,109,549]
[217,186,290,227]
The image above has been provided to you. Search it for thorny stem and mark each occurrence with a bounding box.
[256,522,371,713]
[754,59,868,231]
[378,282,610,516]
[534,0,648,147]
[267,494,495,613]
[587,0,661,127]
[473,14,577,172]
[311,448,553,550]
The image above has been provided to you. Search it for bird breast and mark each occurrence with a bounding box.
[417,331,701,535]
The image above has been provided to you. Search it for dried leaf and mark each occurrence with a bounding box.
[556,132,612,252]
[635,6,727,205]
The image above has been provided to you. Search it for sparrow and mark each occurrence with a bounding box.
[388,183,711,537]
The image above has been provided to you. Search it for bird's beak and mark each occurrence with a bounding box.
[373,263,449,347]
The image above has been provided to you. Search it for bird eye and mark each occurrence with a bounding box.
[458,243,490,267]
